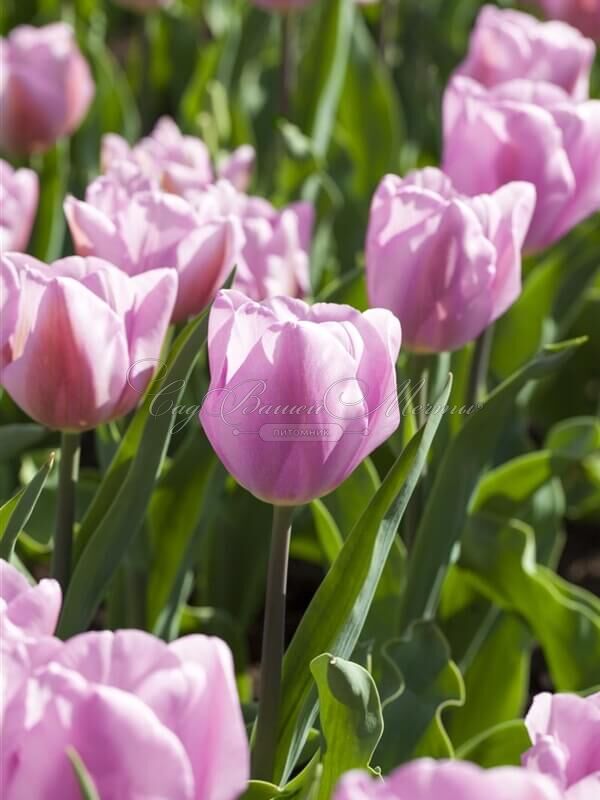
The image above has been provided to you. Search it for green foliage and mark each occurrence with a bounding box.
[311,654,383,798]
[1,0,598,791]
[0,454,55,560]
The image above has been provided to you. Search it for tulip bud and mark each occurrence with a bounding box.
[443,76,600,251]
[0,255,177,431]
[0,24,94,154]
[366,168,536,353]
[199,289,401,505]
[455,5,595,100]
[0,160,38,253]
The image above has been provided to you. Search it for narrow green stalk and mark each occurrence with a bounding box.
[379,0,394,62]
[51,431,81,592]
[252,504,295,782]
[279,11,295,118]
[466,325,495,409]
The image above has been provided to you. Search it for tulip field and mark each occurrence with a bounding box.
[1,0,600,798]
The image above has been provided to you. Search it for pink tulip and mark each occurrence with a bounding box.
[101,117,256,195]
[1,630,249,800]
[538,0,600,40]
[334,760,563,800]
[0,160,38,253]
[443,76,600,251]
[365,168,535,353]
[0,24,94,154]
[0,559,60,638]
[65,174,243,322]
[456,5,595,100]
[199,289,401,505]
[523,692,600,798]
[0,254,176,431]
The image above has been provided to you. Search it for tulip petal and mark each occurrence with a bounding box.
[169,636,250,800]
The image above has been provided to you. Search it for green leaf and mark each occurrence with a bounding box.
[240,782,282,800]
[274,375,452,784]
[459,514,600,690]
[58,310,209,638]
[456,720,531,769]
[298,0,355,159]
[310,499,343,564]
[491,257,563,379]
[0,425,48,462]
[444,608,531,747]
[528,291,599,427]
[0,453,55,560]
[337,14,403,197]
[472,451,564,515]
[311,654,383,800]
[147,430,218,632]
[545,416,600,460]
[316,268,367,311]
[323,457,380,538]
[399,340,583,629]
[375,621,464,771]
[198,477,273,631]
[67,748,100,800]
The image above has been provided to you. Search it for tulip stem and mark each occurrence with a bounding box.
[466,325,494,408]
[252,504,295,782]
[52,431,81,592]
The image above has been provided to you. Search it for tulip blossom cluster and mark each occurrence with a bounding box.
[365,5,600,352]
[101,116,256,195]
[443,76,600,252]
[66,118,313,321]
[64,171,243,323]
[0,559,250,800]
[443,5,600,252]
[0,3,598,798]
